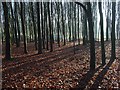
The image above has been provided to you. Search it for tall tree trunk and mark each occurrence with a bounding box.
[72,3,74,42]
[61,3,66,46]
[106,2,110,41]
[86,2,96,70]
[43,3,46,49]
[37,2,42,54]
[106,16,109,41]
[20,2,27,54]
[10,3,19,47]
[111,2,116,60]
[15,2,20,46]
[28,9,32,42]
[2,2,11,60]
[23,3,28,42]
[74,4,77,41]
[82,12,87,45]
[31,2,37,50]
[44,3,49,50]
[41,2,45,49]
[57,3,60,47]
[77,5,80,45]
[117,21,119,39]
[2,29,3,44]
[119,31,120,39]
[68,3,71,42]
[99,2,106,66]
[81,3,88,45]
[48,2,53,52]
[51,2,54,44]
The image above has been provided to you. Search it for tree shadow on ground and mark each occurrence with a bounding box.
[90,59,114,89]
[76,59,114,90]
[76,66,102,90]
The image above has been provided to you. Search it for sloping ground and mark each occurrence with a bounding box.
[98,41,120,89]
[2,41,120,89]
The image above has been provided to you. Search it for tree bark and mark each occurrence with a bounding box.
[57,3,60,47]
[37,2,42,54]
[2,2,11,60]
[10,3,19,47]
[111,2,116,60]
[77,5,80,45]
[20,2,27,54]
[41,2,45,49]
[76,2,96,70]
[47,2,53,52]
[31,2,37,50]
[61,3,66,46]
[99,2,106,65]
[15,2,20,46]
[87,2,96,70]
[44,3,49,50]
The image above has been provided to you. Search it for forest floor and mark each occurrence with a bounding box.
[2,40,120,89]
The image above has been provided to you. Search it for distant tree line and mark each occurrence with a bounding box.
[1,1,117,70]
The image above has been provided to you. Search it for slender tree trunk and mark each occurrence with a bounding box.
[99,2,106,66]
[61,3,66,46]
[68,3,71,42]
[74,4,77,41]
[10,3,19,47]
[64,3,67,42]
[71,3,75,54]
[28,11,32,42]
[106,2,110,41]
[41,2,45,49]
[72,3,74,42]
[119,31,120,39]
[15,2,20,46]
[106,16,109,41]
[43,3,46,49]
[117,21,119,40]
[87,2,96,70]
[48,2,53,52]
[81,3,88,45]
[20,2,27,54]
[77,5,80,45]
[44,3,49,50]
[37,2,42,54]
[23,3,28,43]
[111,2,116,60]
[2,2,11,60]
[57,3,60,47]
[51,2,54,44]
[2,29,3,44]
[31,2,37,50]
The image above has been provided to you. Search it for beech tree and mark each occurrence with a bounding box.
[47,2,53,52]
[75,2,96,70]
[111,2,116,60]
[20,2,27,54]
[37,2,42,54]
[99,2,106,65]
[31,2,37,50]
[2,2,11,60]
